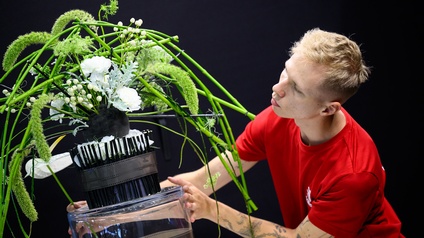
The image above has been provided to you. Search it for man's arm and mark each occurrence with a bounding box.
[161,151,257,196]
[168,176,334,238]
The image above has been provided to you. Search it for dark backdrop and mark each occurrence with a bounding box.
[0,0,419,237]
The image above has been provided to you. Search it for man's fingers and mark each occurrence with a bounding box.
[67,201,87,212]
[75,201,87,209]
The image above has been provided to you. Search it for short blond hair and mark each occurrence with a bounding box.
[290,28,371,103]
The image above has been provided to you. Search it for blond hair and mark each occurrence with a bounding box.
[290,28,371,103]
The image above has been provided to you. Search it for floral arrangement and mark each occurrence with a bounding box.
[0,0,256,237]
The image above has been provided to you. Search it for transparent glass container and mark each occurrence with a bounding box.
[68,186,193,238]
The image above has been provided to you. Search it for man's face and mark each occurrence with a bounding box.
[270,53,328,120]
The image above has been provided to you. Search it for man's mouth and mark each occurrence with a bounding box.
[271,98,280,107]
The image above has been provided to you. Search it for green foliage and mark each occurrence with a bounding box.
[145,62,199,115]
[0,0,256,237]
[53,34,94,57]
[100,0,119,19]
[51,9,96,36]
[29,94,53,163]
[2,32,52,71]
[9,148,38,222]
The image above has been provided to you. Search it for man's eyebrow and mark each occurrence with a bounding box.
[284,60,289,72]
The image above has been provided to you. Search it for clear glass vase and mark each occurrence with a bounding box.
[68,186,194,238]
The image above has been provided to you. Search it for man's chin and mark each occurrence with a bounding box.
[271,106,282,115]
[272,106,292,119]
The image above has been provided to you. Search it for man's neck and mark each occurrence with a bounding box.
[298,110,346,146]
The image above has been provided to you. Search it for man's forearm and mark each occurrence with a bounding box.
[208,201,293,238]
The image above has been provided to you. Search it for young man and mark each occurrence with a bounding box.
[68,28,404,237]
[164,28,404,237]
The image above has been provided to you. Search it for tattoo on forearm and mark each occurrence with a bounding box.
[227,213,289,238]
[252,224,290,238]
[221,217,233,230]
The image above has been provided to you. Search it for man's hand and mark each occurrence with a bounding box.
[167,176,215,223]
[67,201,88,237]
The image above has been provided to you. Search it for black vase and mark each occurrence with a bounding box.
[70,106,161,209]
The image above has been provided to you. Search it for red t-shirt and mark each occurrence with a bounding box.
[236,106,404,237]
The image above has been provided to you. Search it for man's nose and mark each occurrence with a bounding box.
[272,83,285,98]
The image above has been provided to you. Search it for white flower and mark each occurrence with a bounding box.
[25,152,73,179]
[115,87,141,111]
[135,19,143,27]
[50,99,65,122]
[80,56,111,77]
[89,73,109,88]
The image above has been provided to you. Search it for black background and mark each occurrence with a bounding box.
[0,0,420,237]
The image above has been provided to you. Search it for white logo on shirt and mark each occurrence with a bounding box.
[306,186,312,207]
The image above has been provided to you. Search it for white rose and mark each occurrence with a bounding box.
[80,56,111,77]
[116,87,141,111]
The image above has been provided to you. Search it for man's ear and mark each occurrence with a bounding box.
[320,102,341,116]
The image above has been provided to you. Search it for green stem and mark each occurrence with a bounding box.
[196,89,255,120]
[46,166,74,204]
[0,126,32,237]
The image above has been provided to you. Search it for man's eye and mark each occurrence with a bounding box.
[292,83,303,95]
[292,83,299,92]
